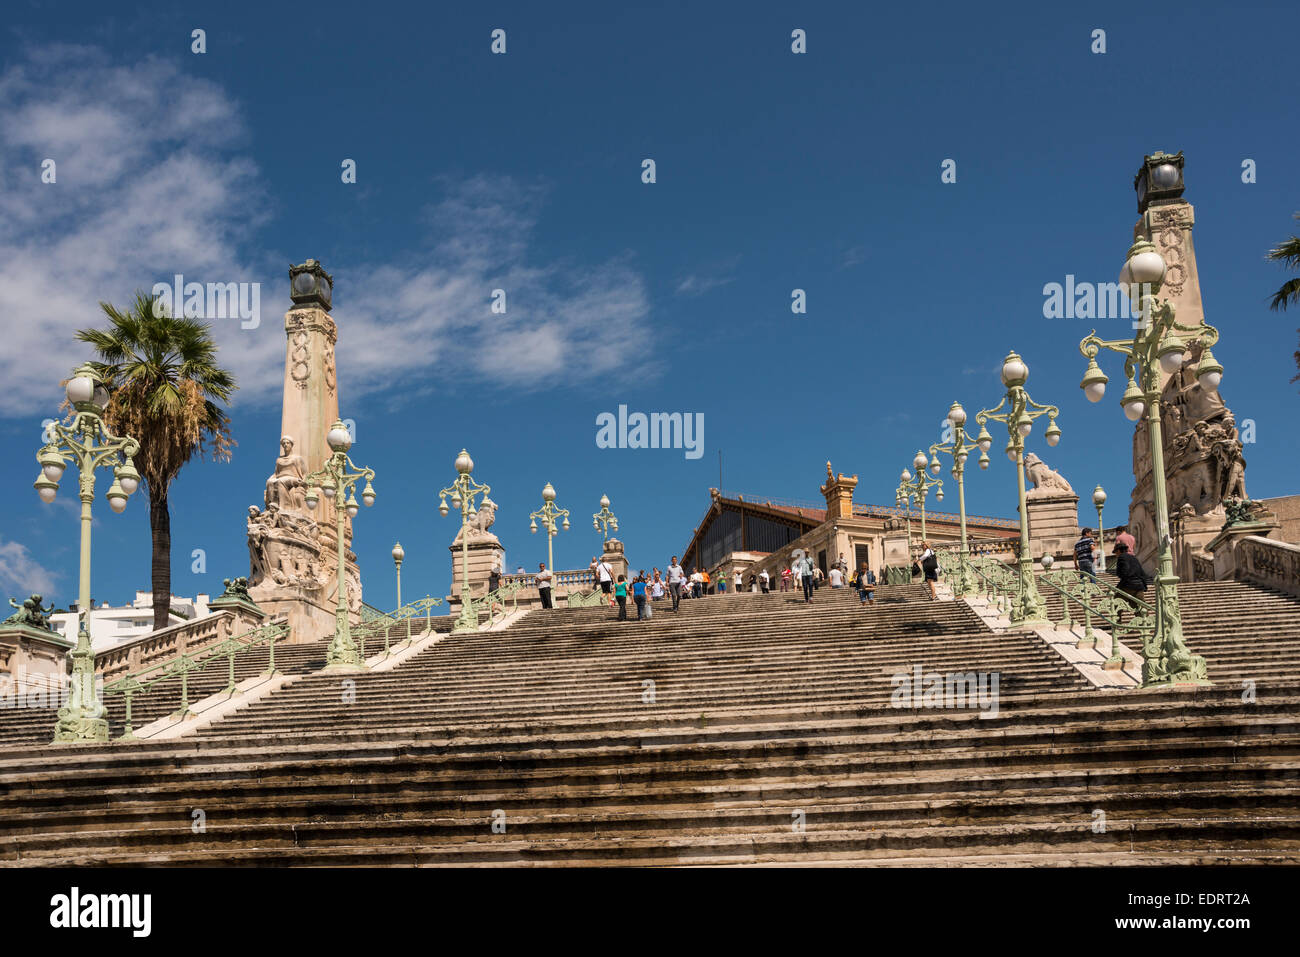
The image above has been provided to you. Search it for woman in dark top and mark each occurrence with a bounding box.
[1113,543,1150,607]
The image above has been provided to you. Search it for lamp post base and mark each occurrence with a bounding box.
[452,602,479,634]
[325,616,366,671]
[52,714,109,744]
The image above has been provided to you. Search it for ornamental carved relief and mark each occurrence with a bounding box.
[289,329,311,390]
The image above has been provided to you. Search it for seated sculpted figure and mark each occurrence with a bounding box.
[265,436,307,513]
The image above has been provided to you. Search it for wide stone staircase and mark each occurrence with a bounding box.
[1,583,1297,866]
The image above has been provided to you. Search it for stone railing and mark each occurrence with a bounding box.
[502,569,596,591]
[1234,536,1300,598]
[94,603,269,681]
[1191,553,1215,583]
[909,536,1015,563]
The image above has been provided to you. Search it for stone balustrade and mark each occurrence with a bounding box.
[1234,535,1300,598]
[95,603,269,681]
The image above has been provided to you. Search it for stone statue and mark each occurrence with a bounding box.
[264,436,307,513]
[217,577,252,602]
[247,506,271,585]
[456,497,500,543]
[1022,453,1075,497]
[4,595,55,631]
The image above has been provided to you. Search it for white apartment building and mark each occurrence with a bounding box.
[49,592,212,651]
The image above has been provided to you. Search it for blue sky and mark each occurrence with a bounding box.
[1,0,1297,612]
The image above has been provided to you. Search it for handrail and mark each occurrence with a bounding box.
[1037,569,1153,664]
[566,589,606,608]
[477,581,525,627]
[102,621,288,740]
[353,595,443,658]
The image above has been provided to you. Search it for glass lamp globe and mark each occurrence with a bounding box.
[542,483,556,502]
[116,459,140,495]
[322,482,336,500]
[978,453,990,470]
[1005,440,1018,462]
[361,483,376,507]
[439,500,450,517]
[600,494,610,509]
[975,426,993,452]
[327,422,352,452]
[956,450,968,465]
[1080,359,1108,403]
[1158,338,1187,375]
[913,451,927,472]
[392,543,405,562]
[530,520,538,533]
[1001,353,1028,388]
[1196,348,1223,392]
[901,469,912,483]
[1150,162,1180,189]
[66,373,95,405]
[34,475,58,503]
[1044,422,1061,447]
[39,448,66,483]
[305,487,319,509]
[106,481,128,513]
[1041,553,1054,570]
[1092,485,1107,507]
[455,450,473,474]
[1016,414,1032,437]
[345,495,359,519]
[936,489,944,502]
[1127,248,1167,286]
[1121,379,1146,421]
[948,402,967,427]
[562,518,570,531]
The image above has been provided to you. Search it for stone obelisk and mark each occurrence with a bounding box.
[246,260,363,641]
[1127,153,1249,574]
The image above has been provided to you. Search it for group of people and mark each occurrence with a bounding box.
[1072,526,1151,606]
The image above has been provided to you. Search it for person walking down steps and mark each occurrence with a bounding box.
[918,541,939,600]
[794,553,815,604]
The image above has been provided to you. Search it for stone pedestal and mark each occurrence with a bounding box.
[1205,517,1281,581]
[0,625,72,687]
[601,539,629,582]
[445,538,506,616]
[1025,493,1080,559]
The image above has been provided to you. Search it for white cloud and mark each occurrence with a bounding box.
[0,536,59,597]
[0,46,654,421]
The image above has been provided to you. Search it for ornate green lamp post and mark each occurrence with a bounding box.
[928,402,986,596]
[392,542,405,610]
[1077,237,1215,687]
[592,493,619,545]
[1092,486,1107,574]
[35,364,141,742]
[899,453,943,541]
[975,352,1062,626]
[438,449,491,633]
[530,482,570,577]
[303,420,376,670]
[894,486,915,551]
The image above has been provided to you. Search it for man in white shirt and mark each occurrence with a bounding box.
[759,568,770,593]
[829,566,844,588]
[593,556,614,606]
[536,562,553,609]
[668,556,685,612]
[794,554,814,603]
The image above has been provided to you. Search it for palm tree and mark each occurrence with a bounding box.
[77,292,237,631]
[1266,213,1300,385]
